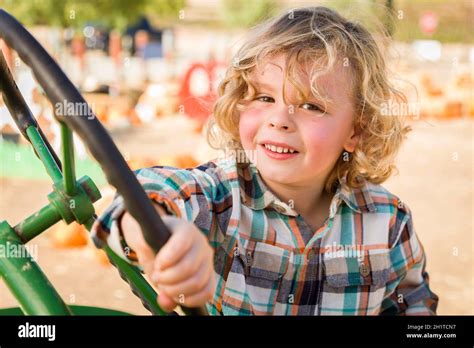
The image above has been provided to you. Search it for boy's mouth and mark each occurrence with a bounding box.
[258,141,299,154]
[259,142,299,160]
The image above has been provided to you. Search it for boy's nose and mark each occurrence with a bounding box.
[267,108,295,132]
[269,122,289,130]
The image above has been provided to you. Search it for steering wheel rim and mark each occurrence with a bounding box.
[0,10,207,316]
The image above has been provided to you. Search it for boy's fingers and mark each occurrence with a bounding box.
[136,245,156,276]
[152,244,204,285]
[121,212,147,251]
[180,279,215,307]
[156,260,212,296]
[135,235,155,275]
[154,226,194,270]
[157,293,177,313]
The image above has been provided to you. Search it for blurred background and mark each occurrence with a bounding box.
[0,0,472,315]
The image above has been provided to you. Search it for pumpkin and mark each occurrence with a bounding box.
[91,248,110,266]
[175,154,199,168]
[50,221,88,248]
[443,101,463,119]
[127,157,156,170]
[420,74,443,97]
[127,155,198,171]
[158,154,198,169]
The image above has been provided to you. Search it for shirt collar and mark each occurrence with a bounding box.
[336,173,377,214]
[237,161,377,216]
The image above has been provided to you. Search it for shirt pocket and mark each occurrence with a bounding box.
[222,240,290,315]
[320,251,391,315]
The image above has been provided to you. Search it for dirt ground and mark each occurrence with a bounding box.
[382,118,473,315]
[0,116,472,315]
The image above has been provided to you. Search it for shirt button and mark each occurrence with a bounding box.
[359,263,370,277]
[246,251,253,265]
[274,204,286,213]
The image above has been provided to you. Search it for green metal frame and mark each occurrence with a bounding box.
[0,305,132,316]
[0,122,166,315]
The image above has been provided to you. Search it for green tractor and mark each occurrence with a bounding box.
[0,9,207,316]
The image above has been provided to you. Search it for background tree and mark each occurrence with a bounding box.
[0,0,185,30]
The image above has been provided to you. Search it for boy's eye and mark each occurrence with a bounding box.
[255,96,274,103]
[300,103,326,114]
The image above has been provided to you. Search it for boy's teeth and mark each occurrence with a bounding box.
[264,144,296,154]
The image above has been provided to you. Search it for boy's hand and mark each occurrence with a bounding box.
[121,207,215,312]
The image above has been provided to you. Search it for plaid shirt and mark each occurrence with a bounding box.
[92,156,438,315]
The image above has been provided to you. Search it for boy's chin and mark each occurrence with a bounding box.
[257,165,300,185]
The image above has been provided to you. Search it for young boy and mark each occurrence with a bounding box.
[92,6,438,315]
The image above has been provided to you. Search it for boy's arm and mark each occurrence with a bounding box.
[380,207,439,315]
[91,163,226,266]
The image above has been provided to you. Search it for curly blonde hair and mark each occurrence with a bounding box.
[206,6,412,193]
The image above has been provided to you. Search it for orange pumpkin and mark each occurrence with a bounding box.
[127,155,198,171]
[420,74,443,97]
[443,101,463,119]
[91,248,111,266]
[158,154,198,169]
[175,154,199,168]
[50,221,88,248]
[127,157,156,170]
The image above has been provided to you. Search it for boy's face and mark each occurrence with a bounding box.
[239,54,360,188]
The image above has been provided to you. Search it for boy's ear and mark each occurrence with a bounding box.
[343,127,360,153]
